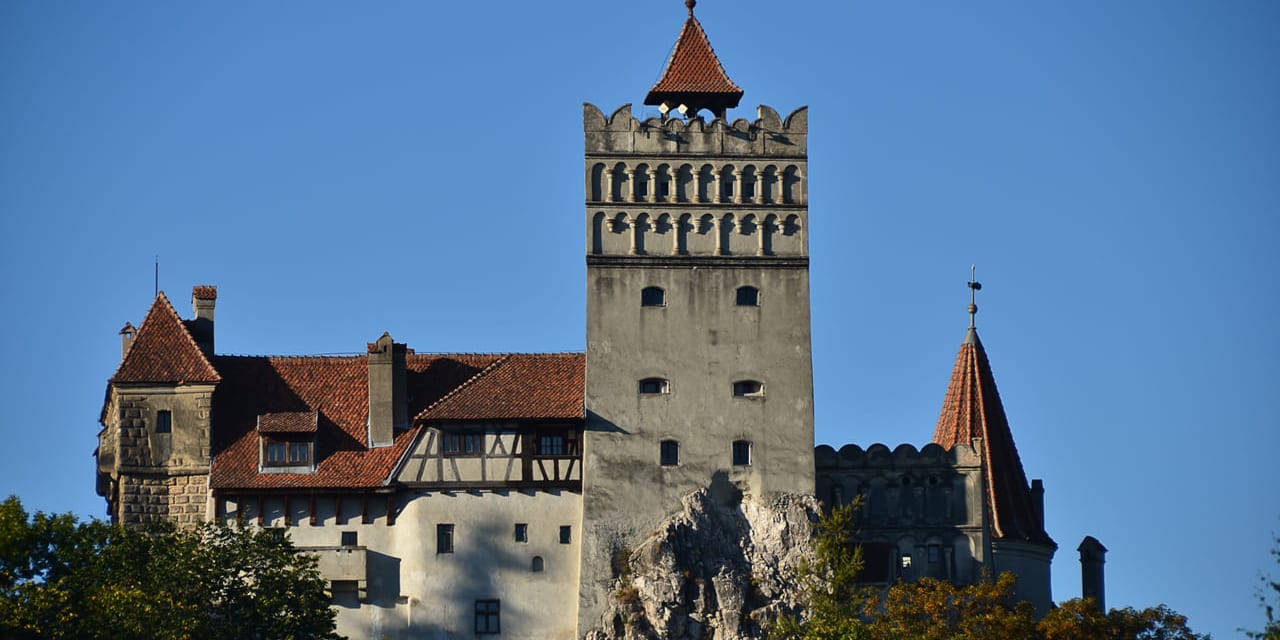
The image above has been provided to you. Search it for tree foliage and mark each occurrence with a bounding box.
[1244,532,1280,640]
[769,502,1208,640]
[0,496,340,640]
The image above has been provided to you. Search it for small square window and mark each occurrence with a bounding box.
[437,524,454,554]
[475,599,500,634]
[156,410,172,433]
[559,525,571,544]
[732,440,752,466]
[639,378,669,395]
[515,523,528,543]
[641,286,666,307]
[660,440,679,466]
[733,380,764,397]
[442,432,482,456]
[538,435,565,456]
[340,531,358,547]
[736,286,760,306]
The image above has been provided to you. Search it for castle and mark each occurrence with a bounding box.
[95,3,1070,638]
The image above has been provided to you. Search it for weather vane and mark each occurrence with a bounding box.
[968,264,981,329]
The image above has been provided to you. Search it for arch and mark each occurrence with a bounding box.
[610,162,628,202]
[736,285,760,306]
[656,164,672,202]
[735,214,758,256]
[717,213,736,255]
[719,164,736,203]
[688,214,716,255]
[783,165,802,204]
[634,163,651,202]
[761,214,778,256]
[676,164,694,203]
[602,212,630,255]
[632,212,651,255]
[589,163,606,202]
[532,556,544,572]
[591,212,606,255]
[655,213,675,254]
[697,164,716,202]
[676,213,692,255]
[742,165,758,202]
[773,214,803,255]
[641,286,665,307]
[762,165,779,203]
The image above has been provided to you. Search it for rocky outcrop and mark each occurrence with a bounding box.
[586,489,820,640]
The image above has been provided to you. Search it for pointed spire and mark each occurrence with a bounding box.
[932,280,1053,546]
[645,0,743,120]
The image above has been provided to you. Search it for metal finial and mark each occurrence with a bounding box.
[686,0,696,17]
[967,264,982,329]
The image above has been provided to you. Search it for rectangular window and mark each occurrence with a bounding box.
[442,432,482,456]
[287,442,309,464]
[514,523,528,543]
[559,525,571,544]
[732,440,752,466]
[437,524,454,554]
[340,531,358,547]
[156,410,172,433]
[265,442,287,464]
[475,599,500,634]
[660,440,679,466]
[538,435,565,456]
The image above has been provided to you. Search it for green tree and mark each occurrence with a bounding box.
[1244,533,1280,640]
[768,503,1209,640]
[0,496,340,640]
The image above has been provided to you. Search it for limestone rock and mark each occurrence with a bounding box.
[586,490,820,640]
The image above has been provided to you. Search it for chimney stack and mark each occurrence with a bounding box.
[367,332,407,448]
[119,323,136,359]
[1078,536,1107,611]
[191,286,217,356]
[1030,478,1046,531]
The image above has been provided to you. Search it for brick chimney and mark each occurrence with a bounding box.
[119,322,136,359]
[190,286,217,357]
[1078,536,1107,611]
[367,332,407,448]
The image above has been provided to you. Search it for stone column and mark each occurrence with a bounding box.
[732,169,744,203]
[647,168,658,203]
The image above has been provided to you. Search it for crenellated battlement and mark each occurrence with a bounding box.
[815,442,983,469]
[584,103,807,157]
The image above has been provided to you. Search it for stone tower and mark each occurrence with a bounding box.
[578,1,816,630]
[96,288,219,527]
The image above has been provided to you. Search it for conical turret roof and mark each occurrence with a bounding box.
[933,327,1054,546]
[645,1,743,119]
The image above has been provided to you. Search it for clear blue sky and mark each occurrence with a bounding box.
[2,1,1276,637]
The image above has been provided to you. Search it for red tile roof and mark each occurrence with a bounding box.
[418,353,585,422]
[933,329,1055,546]
[645,12,743,115]
[192,285,217,301]
[258,411,318,434]
[110,292,221,385]
[210,353,584,490]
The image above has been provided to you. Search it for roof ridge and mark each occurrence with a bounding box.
[417,354,513,418]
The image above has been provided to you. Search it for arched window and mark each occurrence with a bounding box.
[639,378,669,395]
[732,440,752,466]
[641,286,666,307]
[736,286,759,306]
[660,440,679,466]
[733,380,764,397]
[531,556,544,572]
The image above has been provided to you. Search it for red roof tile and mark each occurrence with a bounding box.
[933,329,1055,546]
[258,411,318,434]
[645,12,743,116]
[209,353,583,490]
[418,353,585,422]
[192,285,217,301]
[111,292,221,385]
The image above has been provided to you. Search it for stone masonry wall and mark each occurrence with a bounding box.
[118,473,209,528]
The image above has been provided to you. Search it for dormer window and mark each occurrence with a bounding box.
[257,411,318,473]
